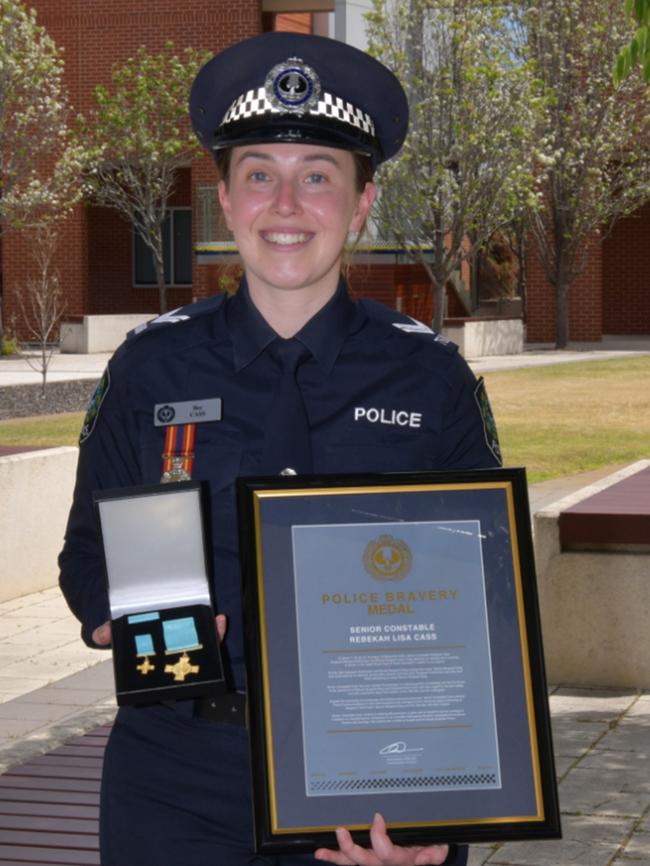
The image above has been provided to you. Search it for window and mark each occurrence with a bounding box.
[133,208,192,287]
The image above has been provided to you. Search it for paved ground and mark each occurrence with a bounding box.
[1,333,649,387]
[0,339,648,862]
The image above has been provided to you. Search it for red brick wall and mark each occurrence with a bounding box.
[2,0,261,335]
[87,168,194,315]
[525,233,603,343]
[602,203,650,335]
[348,262,464,326]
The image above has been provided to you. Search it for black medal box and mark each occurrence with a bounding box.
[94,481,227,706]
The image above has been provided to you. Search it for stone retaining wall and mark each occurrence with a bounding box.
[534,460,650,688]
[0,448,78,601]
[60,314,155,353]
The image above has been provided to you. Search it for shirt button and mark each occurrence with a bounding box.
[280,467,297,476]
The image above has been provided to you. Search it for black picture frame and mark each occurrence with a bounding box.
[237,468,561,855]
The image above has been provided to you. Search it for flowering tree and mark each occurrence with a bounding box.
[366,0,542,332]
[0,0,78,226]
[0,0,81,350]
[78,44,210,314]
[525,0,650,347]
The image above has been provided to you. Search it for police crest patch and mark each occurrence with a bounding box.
[79,367,110,445]
[474,377,502,465]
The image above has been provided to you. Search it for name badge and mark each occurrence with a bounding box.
[154,399,222,427]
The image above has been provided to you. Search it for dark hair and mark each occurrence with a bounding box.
[214,148,373,192]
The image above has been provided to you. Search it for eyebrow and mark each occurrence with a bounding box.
[234,150,342,168]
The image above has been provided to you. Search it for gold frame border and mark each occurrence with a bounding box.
[252,480,545,836]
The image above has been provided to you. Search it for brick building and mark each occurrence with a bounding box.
[1,0,648,344]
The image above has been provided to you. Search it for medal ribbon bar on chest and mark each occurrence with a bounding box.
[161,423,196,483]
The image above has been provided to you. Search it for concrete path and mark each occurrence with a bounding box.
[0,352,112,387]
[1,334,649,387]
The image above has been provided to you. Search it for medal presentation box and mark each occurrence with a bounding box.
[94,481,226,706]
[237,468,561,854]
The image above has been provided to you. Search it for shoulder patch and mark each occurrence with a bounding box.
[474,377,502,465]
[126,295,226,341]
[79,367,110,445]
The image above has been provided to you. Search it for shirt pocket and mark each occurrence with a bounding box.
[316,429,437,474]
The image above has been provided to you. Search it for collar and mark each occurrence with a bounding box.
[227,276,361,374]
[227,277,276,371]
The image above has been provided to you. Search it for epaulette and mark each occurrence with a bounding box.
[125,294,227,342]
[360,299,456,353]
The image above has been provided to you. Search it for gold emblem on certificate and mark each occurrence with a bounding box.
[363,534,412,581]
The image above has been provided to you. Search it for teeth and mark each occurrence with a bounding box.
[264,232,310,245]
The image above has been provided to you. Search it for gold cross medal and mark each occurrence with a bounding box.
[137,656,155,675]
[162,616,202,682]
[165,652,200,682]
[134,634,156,675]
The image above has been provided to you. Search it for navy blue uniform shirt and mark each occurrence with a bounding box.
[60,279,496,866]
[60,278,500,690]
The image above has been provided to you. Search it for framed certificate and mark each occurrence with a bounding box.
[237,468,561,854]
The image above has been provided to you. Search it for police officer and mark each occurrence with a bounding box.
[59,31,501,866]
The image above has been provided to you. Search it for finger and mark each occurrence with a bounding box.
[92,621,112,646]
[313,846,356,866]
[215,614,227,642]
[413,846,450,866]
[368,813,416,865]
[314,829,358,865]
[331,826,379,866]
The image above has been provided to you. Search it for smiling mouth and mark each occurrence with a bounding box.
[261,231,313,246]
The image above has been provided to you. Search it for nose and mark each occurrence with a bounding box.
[272,178,302,216]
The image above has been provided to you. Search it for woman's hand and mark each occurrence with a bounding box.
[215,614,227,642]
[314,813,449,866]
[92,621,112,646]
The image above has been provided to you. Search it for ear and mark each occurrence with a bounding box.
[218,179,233,231]
[349,181,376,234]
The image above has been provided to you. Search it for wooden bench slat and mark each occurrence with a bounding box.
[0,777,100,793]
[0,861,76,866]
[0,845,100,865]
[45,746,106,760]
[7,765,102,781]
[25,756,104,771]
[0,788,100,807]
[0,830,98,850]
[0,813,98,833]
[0,801,98,819]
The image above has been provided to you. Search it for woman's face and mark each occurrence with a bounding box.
[218,143,375,301]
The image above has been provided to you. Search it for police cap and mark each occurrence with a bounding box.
[189,32,408,169]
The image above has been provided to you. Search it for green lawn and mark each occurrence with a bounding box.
[482,355,650,482]
[0,412,84,448]
[1,356,649,483]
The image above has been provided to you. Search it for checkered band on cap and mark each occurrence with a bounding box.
[220,86,376,138]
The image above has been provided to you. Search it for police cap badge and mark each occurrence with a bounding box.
[190,32,408,169]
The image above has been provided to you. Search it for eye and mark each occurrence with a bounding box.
[248,170,270,183]
[305,172,327,185]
